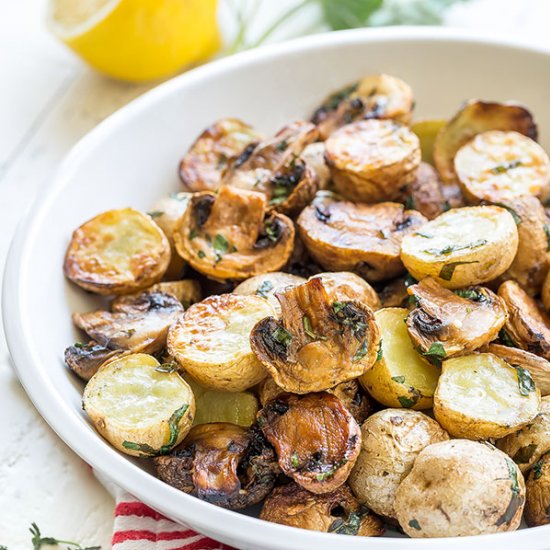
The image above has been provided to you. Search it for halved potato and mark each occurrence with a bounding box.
[173,186,295,281]
[525,453,550,526]
[298,194,427,282]
[311,74,414,140]
[406,278,507,359]
[433,100,537,184]
[309,272,381,310]
[167,293,275,392]
[360,308,440,410]
[400,206,519,288]
[434,353,541,440]
[179,118,263,191]
[64,208,171,295]
[83,353,195,457]
[250,278,381,394]
[411,119,447,165]
[258,392,361,494]
[300,142,331,189]
[325,119,420,202]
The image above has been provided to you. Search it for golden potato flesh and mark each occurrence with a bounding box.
[400,206,519,288]
[258,392,361,494]
[297,195,427,282]
[348,409,449,519]
[260,482,384,536]
[434,353,541,440]
[433,99,537,184]
[455,131,550,203]
[525,453,550,526]
[311,74,414,140]
[173,186,295,281]
[250,278,381,394]
[399,162,447,220]
[394,439,526,537]
[179,118,263,192]
[406,278,507,359]
[360,308,440,410]
[64,208,171,295]
[410,119,447,165]
[82,353,195,457]
[325,119,420,203]
[309,272,381,310]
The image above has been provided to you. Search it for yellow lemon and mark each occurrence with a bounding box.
[47,0,221,82]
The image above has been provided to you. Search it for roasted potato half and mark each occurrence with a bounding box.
[406,278,507,359]
[299,142,331,189]
[410,119,447,165]
[155,423,278,509]
[309,272,381,310]
[64,208,171,295]
[260,482,384,536]
[258,392,361,494]
[83,353,195,457]
[360,307,440,410]
[311,74,414,140]
[400,206,519,288]
[455,131,550,203]
[179,118,263,191]
[173,186,295,281]
[433,100,537,184]
[298,195,427,282]
[348,409,449,519]
[168,293,275,392]
[394,439,526,537]
[64,341,124,381]
[250,278,381,394]
[434,353,541,440]
[525,453,550,527]
[325,119,420,202]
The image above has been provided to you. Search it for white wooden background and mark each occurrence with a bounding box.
[1,0,550,547]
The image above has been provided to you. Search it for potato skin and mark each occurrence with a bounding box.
[399,162,447,220]
[525,453,550,526]
[348,409,449,520]
[64,208,171,295]
[394,439,525,537]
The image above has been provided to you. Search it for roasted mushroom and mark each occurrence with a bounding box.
[433,100,538,184]
[299,142,331,189]
[406,278,507,359]
[258,392,361,493]
[260,482,384,536]
[173,186,295,281]
[73,291,184,354]
[297,194,427,282]
[179,118,263,191]
[525,453,550,527]
[308,272,381,310]
[250,278,381,394]
[311,74,414,140]
[64,341,125,381]
[142,279,202,308]
[155,423,278,509]
[325,119,421,203]
[377,276,411,308]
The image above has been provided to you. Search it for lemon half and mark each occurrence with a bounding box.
[47,0,220,82]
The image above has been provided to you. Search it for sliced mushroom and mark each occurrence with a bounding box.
[179,118,264,192]
[64,341,125,381]
[260,482,384,536]
[73,291,184,354]
[406,277,507,360]
[297,194,427,282]
[173,186,295,281]
[258,392,361,493]
[311,74,414,140]
[300,142,331,189]
[146,280,202,307]
[378,276,412,309]
[498,280,550,360]
[250,278,381,393]
[433,100,538,184]
[308,272,381,310]
[154,423,278,509]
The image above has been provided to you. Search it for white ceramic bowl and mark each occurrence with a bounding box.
[4,27,550,550]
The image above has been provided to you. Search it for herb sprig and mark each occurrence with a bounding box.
[29,523,100,550]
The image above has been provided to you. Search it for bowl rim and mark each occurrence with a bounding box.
[4,26,550,549]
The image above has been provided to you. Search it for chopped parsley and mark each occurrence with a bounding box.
[392,375,406,384]
[303,316,326,341]
[291,452,300,468]
[189,228,198,240]
[515,366,536,396]
[272,326,293,347]
[256,280,274,299]
[264,221,279,242]
[353,340,369,362]
[454,288,487,302]
[533,458,544,480]
[147,210,164,218]
[424,239,487,256]
[398,393,420,408]
[197,250,206,259]
[490,160,522,174]
[375,339,383,362]
[544,224,550,251]
[439,260,479,281]
[328,512,361,536]
[155,362,178,374]
[408,519,421,530]
[422,342,446,363]
[213,233,230,263]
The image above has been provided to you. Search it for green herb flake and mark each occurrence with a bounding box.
[328,512,361,536]
[256,280,274,299]
[544,224,550,252]
[125,328,136,338]
[189,228,198,240]
[147,210,164,218]
[353,339,369,362]
[303,316,326,341]
[496,459,522,526]
[74,342,84,349]
[272,326,293,347]
[160,404,190,454]
[122,441,158,456]
[408,519,422,531]
[454,288,487,302]
[155,362,178,374]
[493,203,522,225]
[197,250,206,259]
[515,366,536,396]
[265,221,279,243]
[499,329,516,347]
[332,301,345,314]
[398,394,418,408]
[375,339,383,362]
[422,342,446,362]
[533,459,544,480]
[392,376,406,384]
[414,231,433,238]
[424,239,487,256]
[275,139,289,152]
[491,160,522,175]
[439,260,478,281]
[213,233,230,263]
[291,452,300,468]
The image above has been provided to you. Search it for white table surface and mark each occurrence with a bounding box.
[1,0,550,547]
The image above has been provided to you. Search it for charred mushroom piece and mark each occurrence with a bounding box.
[179,119,264,192]
[260,482,384,536]
[250,278,381,393]
[64,341,125,381]
[311,74,414,140]
[173,186,295,281]
[407,278,507,360]
[297,194,427,282]
[433,100,538,184]
[498,280,550,360]
[258,392,362,493]
[155,423,278,509]
[73,291,184,354]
